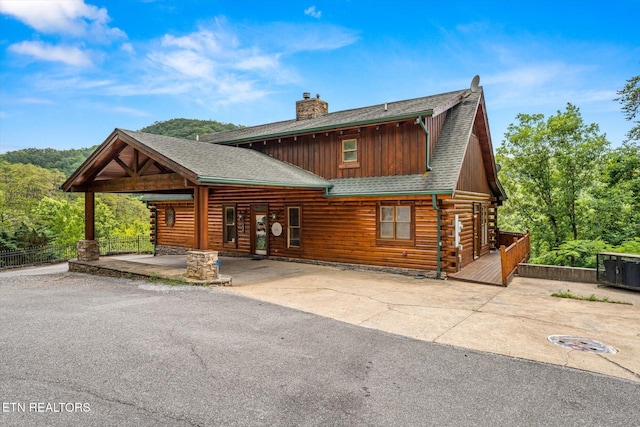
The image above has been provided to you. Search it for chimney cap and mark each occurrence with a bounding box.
[303,92,311,100]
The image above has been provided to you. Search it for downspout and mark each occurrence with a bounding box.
[417,116,432,172]
[431,194,441,279]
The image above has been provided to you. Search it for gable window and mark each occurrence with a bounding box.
[224,205,237,247]
[342,139,357,162]
[377,203,414,244]
[287,206,301,248]
[340,138,360,169]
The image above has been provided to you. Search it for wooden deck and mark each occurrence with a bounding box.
[448,251,503,286]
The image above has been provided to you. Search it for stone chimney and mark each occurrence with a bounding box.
[296,92,328,120]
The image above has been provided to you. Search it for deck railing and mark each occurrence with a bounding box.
[0,236,153,270]
[499,231,530,285]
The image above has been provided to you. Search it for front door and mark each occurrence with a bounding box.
[252,206,268,256]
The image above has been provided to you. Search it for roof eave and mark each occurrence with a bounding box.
[325,189,454,198]
[196,176,331,189]
[212,110,435,145]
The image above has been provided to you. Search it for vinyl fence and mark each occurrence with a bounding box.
[0,236,153,270]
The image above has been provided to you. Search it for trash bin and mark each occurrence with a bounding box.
[603,259,618,284]
[622,261,640,287]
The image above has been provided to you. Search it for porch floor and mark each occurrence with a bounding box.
[448,251,503,286]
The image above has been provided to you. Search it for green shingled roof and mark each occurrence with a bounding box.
[118,129,331,189]
[326,90,482,196]
[201,89,468,145]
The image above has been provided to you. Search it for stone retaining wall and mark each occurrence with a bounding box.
[69,261,149,280]
[155,245,189,256]
[517,263,598,284]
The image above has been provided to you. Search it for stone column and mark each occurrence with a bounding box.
[185,250,219,281]
[77,240,99,261]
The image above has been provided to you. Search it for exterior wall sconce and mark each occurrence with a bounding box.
[270,211,278,221]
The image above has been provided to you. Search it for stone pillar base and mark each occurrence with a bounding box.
[77,240,99,261]
[186,250,219,281]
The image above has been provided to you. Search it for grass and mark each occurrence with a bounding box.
[147,272,191,286]
[551,289,632,305]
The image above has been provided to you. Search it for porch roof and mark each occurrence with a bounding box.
[62,129,332,192]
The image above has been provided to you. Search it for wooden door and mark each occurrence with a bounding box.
[252,205,268,256]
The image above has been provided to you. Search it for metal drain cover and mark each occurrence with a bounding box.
[548,335,617,354]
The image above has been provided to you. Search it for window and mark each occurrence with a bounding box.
[342,139,357,162]
[339,138,360,169]
[378,203,414,244]
[287,206,301,248]
[224,205,236,246]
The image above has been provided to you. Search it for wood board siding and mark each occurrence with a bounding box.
[456,133,491,194]
[254,115,446,179]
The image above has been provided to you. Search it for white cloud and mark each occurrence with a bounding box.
[9,41,93,67]
[304,6,321,19]
[121,43,134,54]
[110,106,150,117]
[16,97,55,105]
[0,0,125,41]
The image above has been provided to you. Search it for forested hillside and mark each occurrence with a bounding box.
[140,118,242,140]
[0,119,240,251]
[0,146,97,177]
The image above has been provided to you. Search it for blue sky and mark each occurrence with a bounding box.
[0,0,638,153]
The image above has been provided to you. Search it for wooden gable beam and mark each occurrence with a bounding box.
[137,156,155,176]
[82,173,191,193]
[84,141,129,184]
[114,156,135,177]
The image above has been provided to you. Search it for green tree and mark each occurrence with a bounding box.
[0,161,66,232]
[616,73,640,142]
[34,196,119,245]
[498,103,609,253]
[585,141,640,245]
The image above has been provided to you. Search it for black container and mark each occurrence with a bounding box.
[621,261,640,287]
[603,259,618,284]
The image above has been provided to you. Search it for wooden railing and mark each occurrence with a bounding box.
[499,231,530,285]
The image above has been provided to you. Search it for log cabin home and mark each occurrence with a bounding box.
[63,80,512,279]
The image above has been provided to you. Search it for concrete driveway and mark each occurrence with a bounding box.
[1,269,639,426]
[15,254,639,382]
[209,257,640,383]
[15,254,640,382]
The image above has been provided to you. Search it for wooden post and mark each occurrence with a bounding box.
[193,186,209,250]
[85,192,95,241]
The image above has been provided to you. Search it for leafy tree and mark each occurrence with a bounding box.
[498,104,609,253]
[34,196,120,245]
[616,73,640,142]
[585,141,640,245]
[139,118,242,140]
[0,161,66,232]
